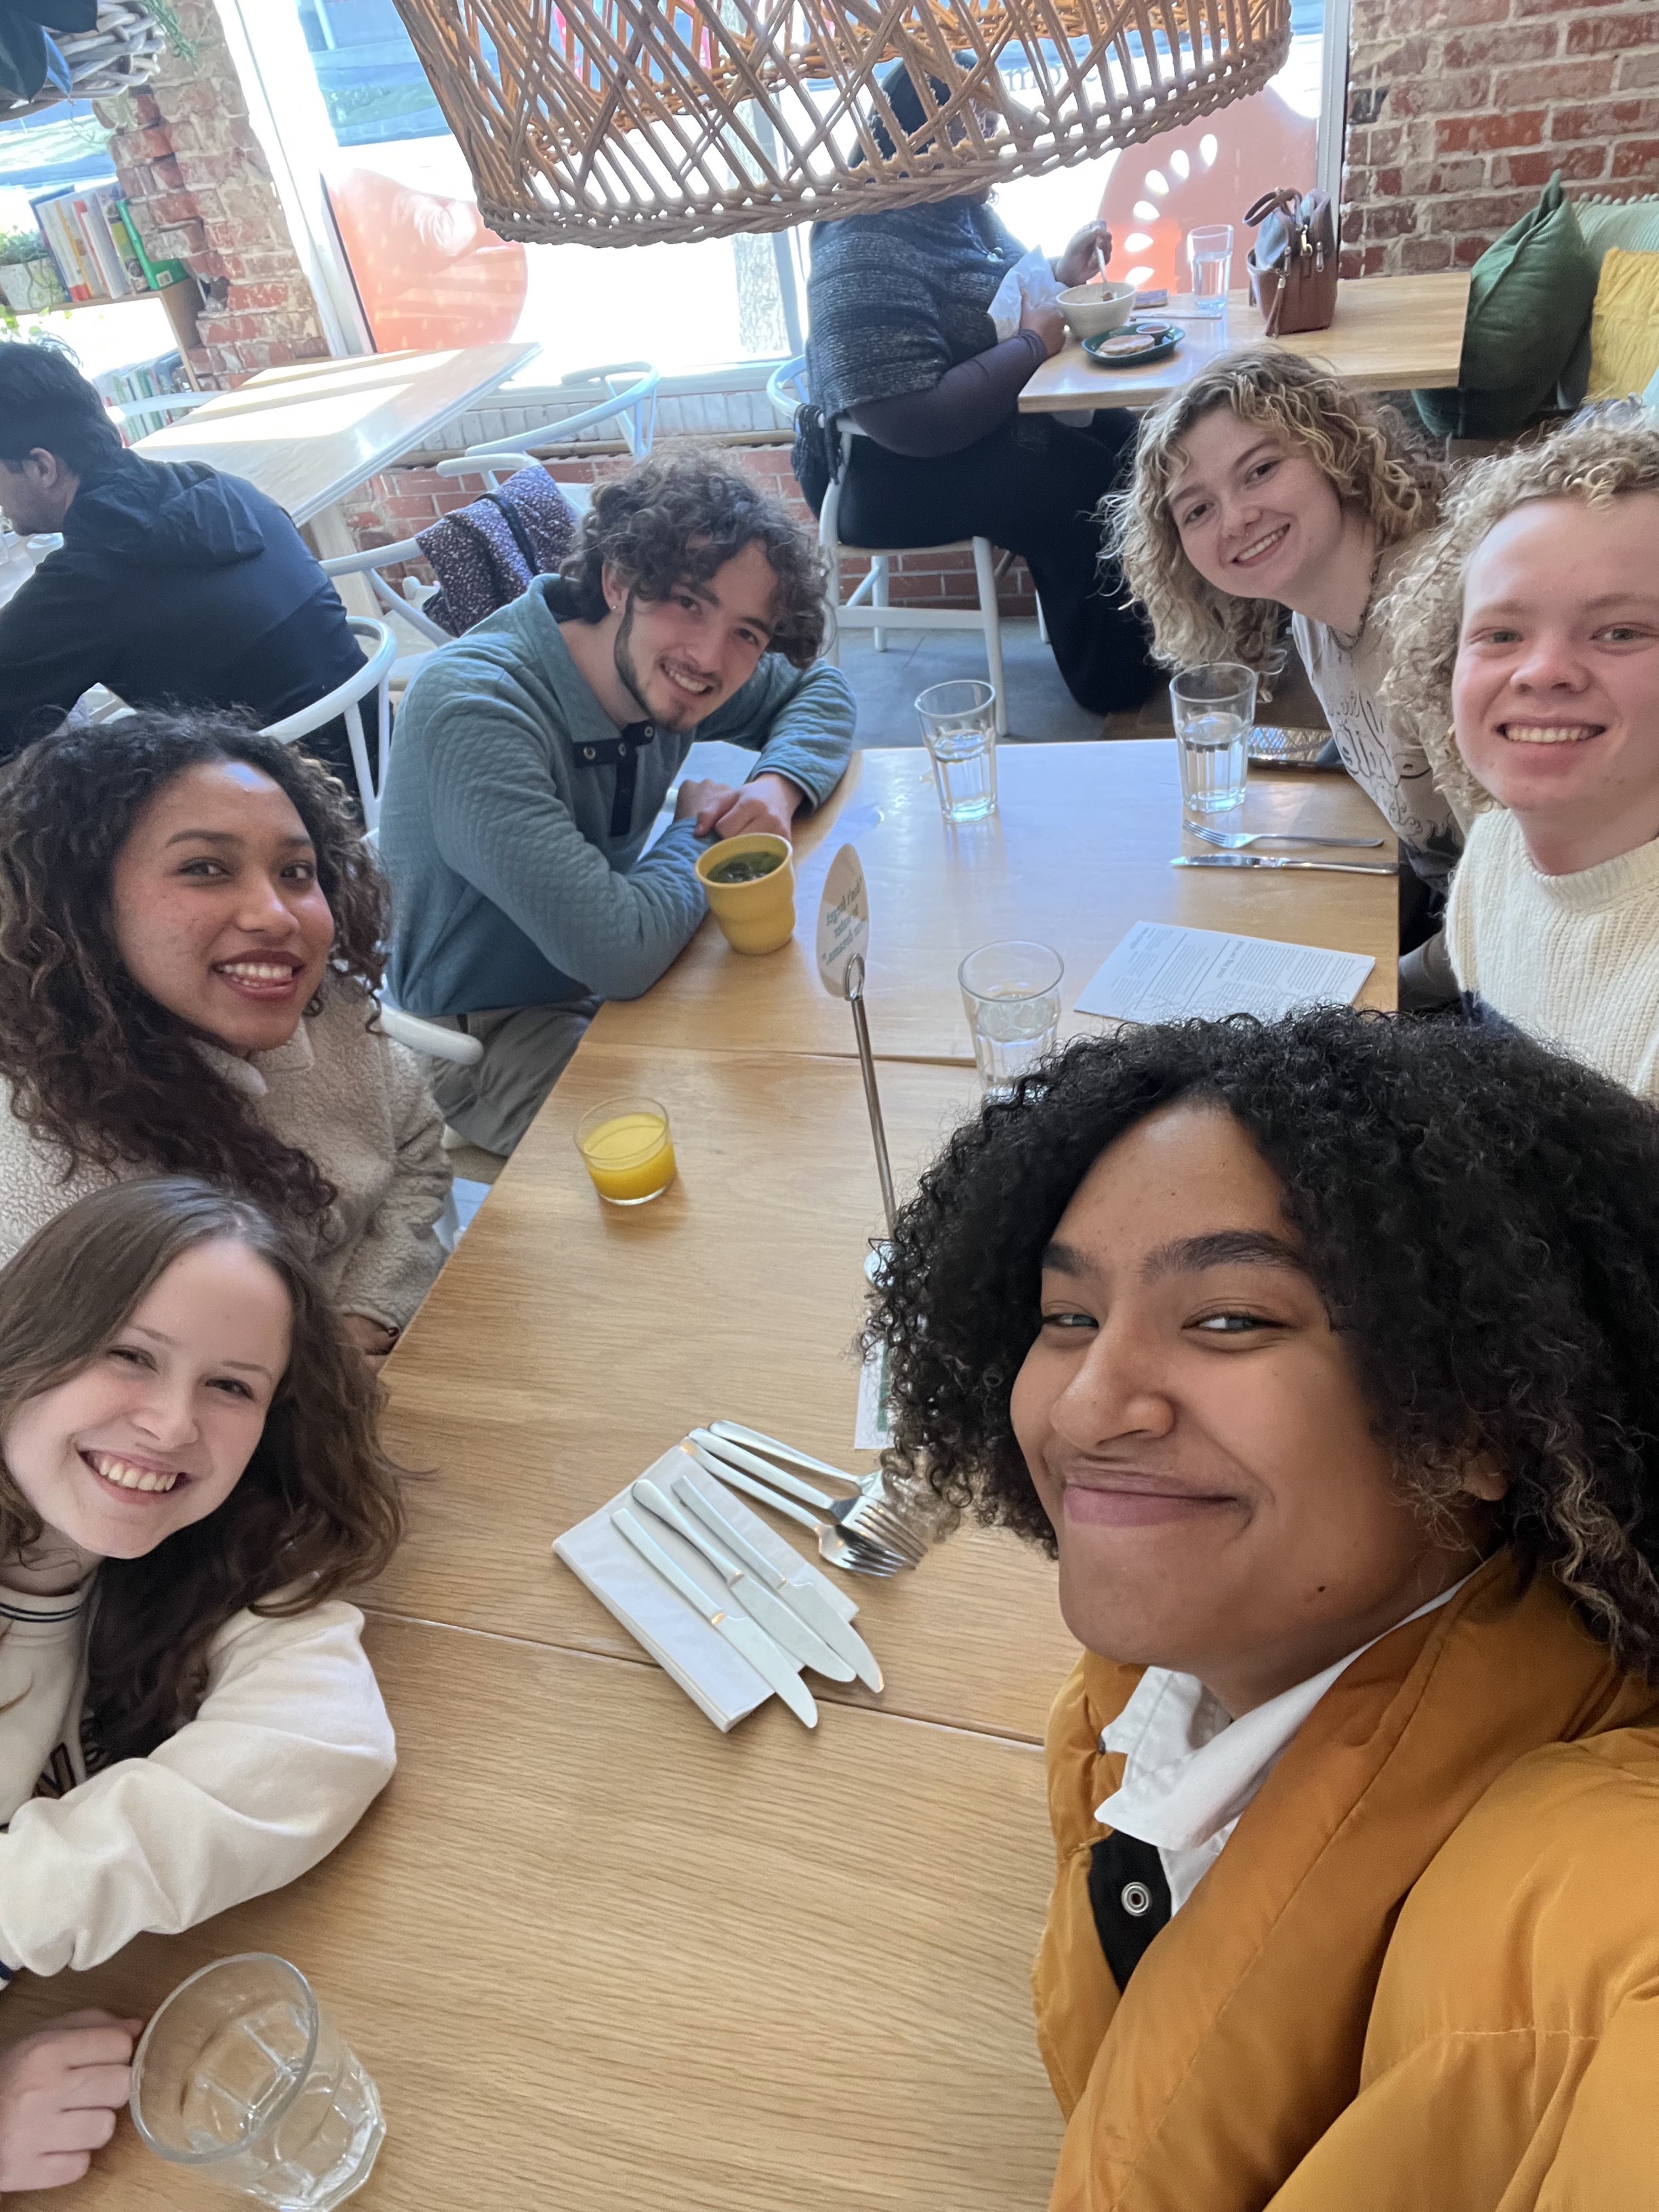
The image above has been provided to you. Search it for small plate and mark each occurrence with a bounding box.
[1082,321,1183,368]
[1247,725,1339,769]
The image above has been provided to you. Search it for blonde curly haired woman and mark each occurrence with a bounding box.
[1383,410,1659,1099]
[1107,350,1462,1002]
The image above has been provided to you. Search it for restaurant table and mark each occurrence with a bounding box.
[597,741,1397,1065]
[370,1040,1077,1743]
[1020,271,1471,415]
[2,1615,1064,2212]
[132,346,539,528]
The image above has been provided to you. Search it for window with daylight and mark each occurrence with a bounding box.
[236,0,1340,383]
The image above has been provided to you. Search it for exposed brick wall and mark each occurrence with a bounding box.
[1342,0,1659,278]
[344,443,1040,617]
[93,0,326,383]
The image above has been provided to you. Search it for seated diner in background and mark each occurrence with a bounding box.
[1109,348,1462,1004]
[798,62,1156,719]
[380,449,855,1159]
[0,346,367,800]
[0,1177,403,2194]
[0,712,449,1361]
[867,1007,1659,2205]
[1385,410,1659,1096]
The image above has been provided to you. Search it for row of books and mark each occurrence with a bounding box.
[28,179,189,308]
[92,352,191,409]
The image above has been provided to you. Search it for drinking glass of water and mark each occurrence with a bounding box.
[1186,225,1234,317]
[1170,663,1258,821]
[916,678,998,822]
[959,941,1064,1095]
[131,1953,385,2211]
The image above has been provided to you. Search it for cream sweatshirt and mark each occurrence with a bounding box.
[1446,808,1659,1099]
[0,1580,394,1986]
[0,983,450,1331]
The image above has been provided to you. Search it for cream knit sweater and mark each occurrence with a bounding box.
[1446,808,1659,1099]
[0,983,450,1329]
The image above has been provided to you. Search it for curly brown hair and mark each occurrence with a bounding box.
[1104,346,1446,678]
[865,1009,1659,1679]
[0,1177,404,1763]
[561,446,827,668]
[1380,408,1659,822]
[0,710,388,1228]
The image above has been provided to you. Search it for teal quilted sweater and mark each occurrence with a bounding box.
[380,576,855,1017]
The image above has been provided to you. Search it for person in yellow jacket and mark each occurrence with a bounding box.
[866,1005,1659,2211]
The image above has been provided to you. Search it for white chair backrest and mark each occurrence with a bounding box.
[109,391,218,434]
[766,354,808,427]
[262,616,396,833]
[319,538,453,646]
[458,360,660,483]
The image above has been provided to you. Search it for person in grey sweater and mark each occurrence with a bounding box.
[380,451,855,1155]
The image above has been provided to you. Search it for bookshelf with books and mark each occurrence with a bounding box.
[22,180,203,377]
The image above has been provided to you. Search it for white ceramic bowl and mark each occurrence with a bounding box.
[1057,281,1137,340]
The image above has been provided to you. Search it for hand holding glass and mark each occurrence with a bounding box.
[130,1954,383,2212]
[916,679,998,822]
[1170,663,1257,820]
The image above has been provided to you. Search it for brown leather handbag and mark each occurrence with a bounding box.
[1245,189,1340,336]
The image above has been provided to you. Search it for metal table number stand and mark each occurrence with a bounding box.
[816,844,896,1237]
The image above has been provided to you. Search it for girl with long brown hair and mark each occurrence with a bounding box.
[0,1176,403,2194]
[0,709,449,1361]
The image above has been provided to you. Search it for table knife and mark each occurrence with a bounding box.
[708,1420,861,1490]
[632,1479,854,1682]
[1170,853,1397,876]
[675,1473,884,1693]
[611,1507,818,1727]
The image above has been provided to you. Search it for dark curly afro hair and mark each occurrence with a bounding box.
[560,445,827,668]
[865,1006,1659,1677]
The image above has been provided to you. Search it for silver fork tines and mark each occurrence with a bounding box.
[689,1429,927,1565]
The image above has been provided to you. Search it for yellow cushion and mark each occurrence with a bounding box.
[1587,248,1659,401]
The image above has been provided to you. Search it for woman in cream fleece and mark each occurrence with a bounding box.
[1384,413,1659,1096]
[0,1178,403,2192]
[0,711,449,1352]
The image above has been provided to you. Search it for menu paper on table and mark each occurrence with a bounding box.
[1076,922,1374,1026]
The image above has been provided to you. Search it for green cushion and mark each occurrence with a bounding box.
[1414,176,1599,439]
[1574,197,1659,275]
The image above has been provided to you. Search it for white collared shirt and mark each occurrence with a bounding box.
[1097,1575,1475,1914]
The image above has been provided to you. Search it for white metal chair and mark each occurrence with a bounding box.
[316,363,661,648]
[769,354,1008,733]
[262,615,397,832]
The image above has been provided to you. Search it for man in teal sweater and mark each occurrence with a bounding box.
[380,451,855,1154]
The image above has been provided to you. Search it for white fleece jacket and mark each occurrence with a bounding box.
[0,983,450,1331]
[0,1580,394,1986]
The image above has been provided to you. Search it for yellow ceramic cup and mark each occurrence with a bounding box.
[695,832,796,956]
[575,1095,677,1206]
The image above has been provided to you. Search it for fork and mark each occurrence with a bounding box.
[683,1441,915,1576]
[709,1420,933,1562]
[1189,825,1383,851]
[688,1429,926,1564]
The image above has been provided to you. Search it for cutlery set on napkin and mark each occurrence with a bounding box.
[555,1428,893,1734]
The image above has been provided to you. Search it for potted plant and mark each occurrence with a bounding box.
[0,229,68,314]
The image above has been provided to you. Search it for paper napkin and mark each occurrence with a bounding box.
[554,1445,860,1731]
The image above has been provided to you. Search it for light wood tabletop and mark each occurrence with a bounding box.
[597,741,1397,1065]
[2,1616,1063,2212]
[371,1042,1078,1744]
[1020,272,1471,415]
[131,344,539,524]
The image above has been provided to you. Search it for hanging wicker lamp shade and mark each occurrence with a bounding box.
[390,0,1291,247]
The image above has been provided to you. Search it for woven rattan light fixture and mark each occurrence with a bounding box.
[390,0,1291,247]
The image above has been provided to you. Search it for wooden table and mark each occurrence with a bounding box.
[1020,272,1470,415]
[371,1042,1076,1743]
[3,1618,1063,2212]
[599,741,1397,1065]
[134,346,537,525]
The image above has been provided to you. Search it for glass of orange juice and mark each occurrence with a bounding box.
[575,1095,677,1206]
